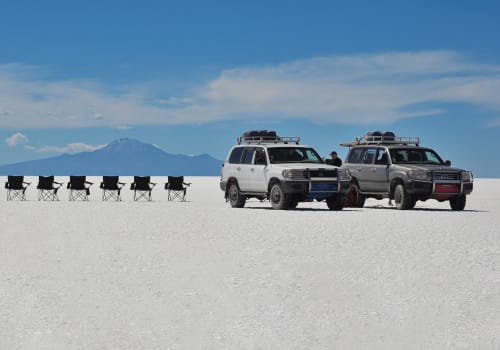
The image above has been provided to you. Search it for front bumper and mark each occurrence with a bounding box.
[281,179,350,198]
[406,180,473,197]
[219,180,227,192]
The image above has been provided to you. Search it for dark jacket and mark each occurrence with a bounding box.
[326,158,342,167]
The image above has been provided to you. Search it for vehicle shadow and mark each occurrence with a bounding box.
[244,206,358,212]
[363,205,485,213]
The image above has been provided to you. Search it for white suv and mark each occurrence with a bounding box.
[220,131,351,210]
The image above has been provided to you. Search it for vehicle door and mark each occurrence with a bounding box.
[346,147,368,190]
[371,148,390,192]
[357,147,378,191]
[247,147,268,192]
[225,146,243,183]
[237,147,255,191]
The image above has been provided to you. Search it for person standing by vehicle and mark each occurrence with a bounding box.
[326,151,342,167]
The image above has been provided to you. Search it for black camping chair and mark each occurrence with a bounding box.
[5,176,30,201]
[100,176,125,201]
[67,176,93,201]
[130,176,156,201]
[165,176,191,201]
[37,176,63,201]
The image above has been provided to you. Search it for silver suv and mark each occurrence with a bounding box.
[220,130,351,210]
[341,132,474,210]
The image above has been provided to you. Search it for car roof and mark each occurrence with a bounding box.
[232,143,311,149]
[350,144,434,151]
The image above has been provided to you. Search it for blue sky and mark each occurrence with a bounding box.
[1,0,499,177]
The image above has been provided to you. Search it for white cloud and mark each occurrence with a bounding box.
[36,142,107,154]
[1,51,500,128]
[6,132,29,147]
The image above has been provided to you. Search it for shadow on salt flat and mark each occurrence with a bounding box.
[364,204,485,213]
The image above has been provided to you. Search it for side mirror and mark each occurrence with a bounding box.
[445,160,451,166]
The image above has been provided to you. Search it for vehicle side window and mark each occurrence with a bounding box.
[423,150,443,165]
[363,148,377,164]
[228,147,243,163]
[375,149,389,164]
[347,148,365,164]
[254,148,267,165]
[241,148,254,164]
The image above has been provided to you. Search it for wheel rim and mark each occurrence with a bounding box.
[229,185,238,202]
[346,185,357,206]
[271,186,281,204]
[395,186,402,204]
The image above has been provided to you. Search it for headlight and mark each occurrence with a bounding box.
[408,170,432,181]
[282,169,293,179]
[338,169,351,181]
[461,171,474,182]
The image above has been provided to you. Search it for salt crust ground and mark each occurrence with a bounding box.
[1,177,499,350]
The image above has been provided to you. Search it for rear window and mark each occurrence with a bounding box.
[241,148,254,164]
[362,148,377,164]
[228,147,243,163]
[347,148,365,164]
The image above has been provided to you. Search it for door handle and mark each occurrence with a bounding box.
[237,167,241,171]
[251,168,255,172]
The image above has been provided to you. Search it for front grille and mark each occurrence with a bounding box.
[286,168,338,180]
[434,172,460,181]
[309,169,337,178]
[287,169,308,180]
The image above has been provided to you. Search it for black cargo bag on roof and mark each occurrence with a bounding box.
[243,130,277,138]
[366,131,382,141]
[383,131,395,141]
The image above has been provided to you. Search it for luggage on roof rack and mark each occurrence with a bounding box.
[242,130,277,138]
[340,131,419,147]
[237,130,300,145]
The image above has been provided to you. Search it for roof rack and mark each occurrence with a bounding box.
[340,135,420,147]
[237,135,301,145]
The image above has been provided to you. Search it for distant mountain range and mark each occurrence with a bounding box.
[0,138,223,176]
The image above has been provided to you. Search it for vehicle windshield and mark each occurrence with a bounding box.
[389,148,445,165]
[268,147,323,164]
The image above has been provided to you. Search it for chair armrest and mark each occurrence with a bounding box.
[85,181,94,186]
[54,182,63,188]
[150,183,157,189]
[23,182,31,186]
[183,182,192,186]
[100,182,105,189]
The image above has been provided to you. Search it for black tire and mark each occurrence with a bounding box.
[345,182,365,208]
[394,183,413,210]
[327,193,345,211]
[408,198,417,209]
[450,195,466,211]
[270,183,290,210]
[288,200,299,209]
[228,182,246,208]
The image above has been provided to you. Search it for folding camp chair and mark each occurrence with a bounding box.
[165,176,191,201]
[37,176,63,201]
[130,176,156,201]
[100,176,125,201]
[67,176,93,201]
[5,176,30,201]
